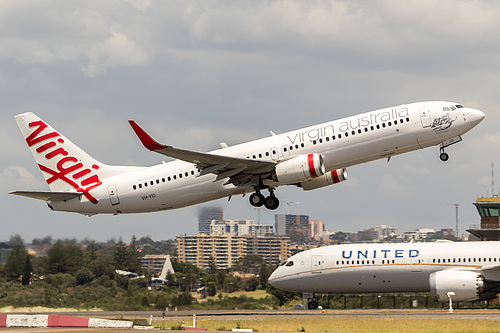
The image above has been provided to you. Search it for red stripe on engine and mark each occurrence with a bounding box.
[331,170,340,183]
[308,154,318,178]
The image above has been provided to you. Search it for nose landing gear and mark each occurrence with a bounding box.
[249,189,280,210]
[439,148,449,162]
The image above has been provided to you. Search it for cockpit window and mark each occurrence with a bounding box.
[444,105,463,111]
[285,261,294,267]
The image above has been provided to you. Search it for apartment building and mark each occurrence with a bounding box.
[176,234,290,269]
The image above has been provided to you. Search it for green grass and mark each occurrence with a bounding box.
[199,289,269,302]
[156,315,500,332]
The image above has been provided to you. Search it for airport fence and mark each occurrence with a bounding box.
[314,293,500,310]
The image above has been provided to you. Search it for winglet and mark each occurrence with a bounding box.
[128,120,168,151]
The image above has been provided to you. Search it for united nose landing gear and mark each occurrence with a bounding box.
[249,189,280,210]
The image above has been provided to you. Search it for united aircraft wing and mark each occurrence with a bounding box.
[479,264,500,272]
[9,190,82,201]
[129,121,276,186]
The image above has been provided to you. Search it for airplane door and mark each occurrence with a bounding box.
[281,145,290,158]
[311,255,322,274]
[411,254,422,272]
[108,184,120,206]
[419,107,431,128]
[271,147,279,160]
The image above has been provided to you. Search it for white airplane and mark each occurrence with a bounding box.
[268,241,500,309]
[10,101,484,216]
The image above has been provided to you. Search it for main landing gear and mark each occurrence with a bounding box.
[249,189,280,210]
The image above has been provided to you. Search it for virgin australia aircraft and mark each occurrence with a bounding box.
[268,241,500,309]
[10,101,484,216]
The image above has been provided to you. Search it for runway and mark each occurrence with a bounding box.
[2,309,500,332]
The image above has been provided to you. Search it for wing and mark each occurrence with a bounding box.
[129,121,276,186]
[480,264,500,272]
[10,190,82,201]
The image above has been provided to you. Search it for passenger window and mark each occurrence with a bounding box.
[376,125,380,129]
[364,128,368,132]
[133,185,137,190]
[144,183,148,187]
[150,181,154,185]
[139,184,142,189]
[301,143,305,148]
[173,175,177,180]
[266,152,269,156]
[338,134,342,139]
[179,174,182,179]
[156,179,160,184]
[382,123,386,128]
[259,153,262,158]
[358,129,362,134]
[162,178,165,182]
[185,172,188,177]
[319,139,323,143]
[351,131,355,135]
[345,132,349,137]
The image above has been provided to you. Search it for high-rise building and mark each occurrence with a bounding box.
[275,214,310,239]
[177,234,290,269]
[309,220,325,239]
[210,219,274,237]
[198,206,223,235]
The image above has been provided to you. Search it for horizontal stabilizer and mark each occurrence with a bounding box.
[9,191,82,201]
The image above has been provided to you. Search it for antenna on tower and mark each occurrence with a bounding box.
[492,161,495,196]
[447,204,459,238]
[286,201,299,214]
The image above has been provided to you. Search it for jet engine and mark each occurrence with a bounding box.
[430,270,488,302]
[274,153,325,185]
[300,168,347,190]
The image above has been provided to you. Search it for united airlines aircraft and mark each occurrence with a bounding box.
[268,241,500,309]
[10,101,484,216]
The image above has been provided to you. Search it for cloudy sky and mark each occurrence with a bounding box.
[1,0,499,243]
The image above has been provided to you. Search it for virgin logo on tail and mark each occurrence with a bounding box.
[26,120,102,204]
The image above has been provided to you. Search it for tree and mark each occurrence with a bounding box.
[4,235,29,281]
[43,240,83,274]
[21,254,33,285]
[112,238,142,274]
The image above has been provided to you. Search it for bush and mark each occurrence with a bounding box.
[76,268,95,285]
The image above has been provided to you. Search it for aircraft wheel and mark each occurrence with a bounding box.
[308,300,318,310]
[264,195,280,210]
[440,152,449,162]
[249,192,265,207]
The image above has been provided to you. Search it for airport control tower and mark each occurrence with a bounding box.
[467,196,500,241]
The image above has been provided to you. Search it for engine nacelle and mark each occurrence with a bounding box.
[300,168,348,191]
[429,270,484,302]
[274,153,325,185]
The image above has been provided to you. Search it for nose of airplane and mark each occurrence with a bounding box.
[467,108,485,129]
[267,269,280,288]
